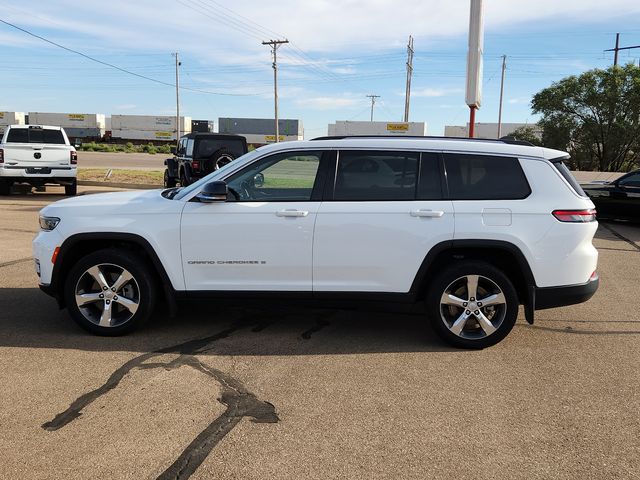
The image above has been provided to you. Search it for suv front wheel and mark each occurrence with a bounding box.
[426,261,518,349]
[64,249,156,336]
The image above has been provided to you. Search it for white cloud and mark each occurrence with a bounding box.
[508,97,530,104]
[295,96,358,110]
[410,87,464,98]
[4,0,640,61]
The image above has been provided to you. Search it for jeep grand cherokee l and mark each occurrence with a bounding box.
[33,136,599,348]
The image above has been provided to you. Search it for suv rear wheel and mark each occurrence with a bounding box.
[164,169,177,188]
[0,179,11,195]
[426,261,518,348]
[64,249,156,336]
[64,179,77,196]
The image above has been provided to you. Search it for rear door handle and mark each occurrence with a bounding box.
[410,209,444,218]
[276,209,309,217]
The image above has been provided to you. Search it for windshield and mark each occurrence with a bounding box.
[173,148,264,200]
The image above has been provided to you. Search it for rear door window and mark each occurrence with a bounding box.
[443,153,530,200]
[334,150,418,201]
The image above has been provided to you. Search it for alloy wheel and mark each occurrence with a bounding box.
[74,263,141,328]
[439,274,507,340]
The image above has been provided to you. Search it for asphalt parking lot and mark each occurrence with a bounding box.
[1,187,639,480]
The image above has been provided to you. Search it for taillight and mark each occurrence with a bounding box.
[552,209,597,222]
[70,151,77,165]
[0,148,4,163]
[191,160,200,171]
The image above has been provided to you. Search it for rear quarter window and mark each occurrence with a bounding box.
[443,153,531,200]
[551,159,587,197]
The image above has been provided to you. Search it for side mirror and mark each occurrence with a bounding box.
[170,146,177,155]
[253,172,264,188]
[196,181,228,203]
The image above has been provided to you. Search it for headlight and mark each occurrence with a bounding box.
[39,215,60,231]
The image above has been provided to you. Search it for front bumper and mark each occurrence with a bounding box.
[33,229,64,286]
[534,274,599,310]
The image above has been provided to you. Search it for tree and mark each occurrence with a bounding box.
[508,126,543,146]
[531,64,640,172]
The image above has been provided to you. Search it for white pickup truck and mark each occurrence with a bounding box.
[0,125,77,196]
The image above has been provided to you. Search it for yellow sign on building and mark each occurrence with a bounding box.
[386,123,410,132]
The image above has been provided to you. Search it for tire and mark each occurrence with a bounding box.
[426,261,518,349]
[164,169,177,188]
[179,169,190,187]
[0,179,12,195]
[63,249,157,336]
[211,148,236,171]
[64,179,77,196]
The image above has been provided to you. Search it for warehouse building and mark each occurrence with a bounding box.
[28,112,106,140]
[0,112,25,136]
[218,117,303,145]
[444,122,541,139]
[327,121,427,136]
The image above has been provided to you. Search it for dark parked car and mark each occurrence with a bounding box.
[581,170,640,221]
[164,133,248,187]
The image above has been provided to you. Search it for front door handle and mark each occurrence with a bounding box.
[410,209,444,218]
[276,209,309,217]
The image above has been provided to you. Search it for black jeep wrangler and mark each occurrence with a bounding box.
[164,133,248,187]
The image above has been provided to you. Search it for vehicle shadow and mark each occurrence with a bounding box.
[0,288,456,355]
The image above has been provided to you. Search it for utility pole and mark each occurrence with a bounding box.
[403,35,414,122]
[262,39,289,142]
[497,54,507,138]
[173,52,181,149]
[605,33,640,66]
[366,94,380,122]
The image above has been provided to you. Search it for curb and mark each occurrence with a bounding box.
[78,180,163,190]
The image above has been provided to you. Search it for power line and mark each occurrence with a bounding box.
[366,94,380,121]
[262,39,289,142]
[605,33,640,66]
[0,17,263,96]
[404,35,414,122]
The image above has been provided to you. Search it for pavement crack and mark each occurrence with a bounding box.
[600,222,640,252]
[41,323,279,480]
[157,357,277,480]
[523,324,640,335]
[0,257,32,268]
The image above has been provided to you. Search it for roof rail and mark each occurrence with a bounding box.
[310,135,535,147]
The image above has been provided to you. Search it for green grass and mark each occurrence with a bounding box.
[78,142,172,155]
[78,168,163,185]
[261,177,315,188]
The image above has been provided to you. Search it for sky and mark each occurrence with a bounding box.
[1,0,640,137]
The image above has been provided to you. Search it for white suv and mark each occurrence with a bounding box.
[33,137,599,348]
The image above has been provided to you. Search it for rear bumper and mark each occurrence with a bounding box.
[534,274,599,310]
[0,165,76,179]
